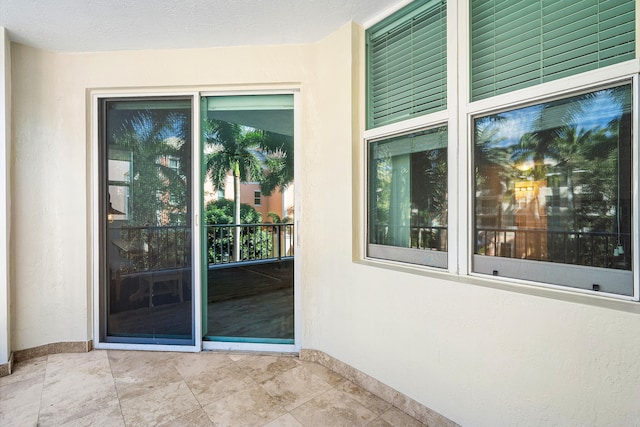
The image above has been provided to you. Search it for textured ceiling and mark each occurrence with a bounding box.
[0,0,407,53]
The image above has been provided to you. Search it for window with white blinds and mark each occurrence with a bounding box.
[366,0,447,129]
[471,0,636,102]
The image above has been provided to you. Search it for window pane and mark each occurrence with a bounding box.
[102,97,194,343]
[368,126,447,267]
[473,84,633,295]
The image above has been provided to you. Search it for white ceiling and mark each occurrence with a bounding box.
[0,0,405,53]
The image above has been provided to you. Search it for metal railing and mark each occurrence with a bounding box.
[114,225,191,272]
[112,223,295,271]
[372,225,448,251]
[476,227,631,270]
[206,223,294,266]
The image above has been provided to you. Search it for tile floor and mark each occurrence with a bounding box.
[0,350,425,426]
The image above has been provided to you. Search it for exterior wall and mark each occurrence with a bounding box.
[203,174,289,223]
[238,182,285,222]
[10,37,312,351]
[8,16,640,427]
[300,21,640,427]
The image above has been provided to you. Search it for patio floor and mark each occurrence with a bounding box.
[0,350,425,426]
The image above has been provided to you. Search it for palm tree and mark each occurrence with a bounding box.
[257,132,294,196]
[203,118,292,261]
[203,119,266,261]
[551,124,594,230]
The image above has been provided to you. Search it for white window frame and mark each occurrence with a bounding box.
[365,121,450,270]
[469,79,636,297]
[362,0,640,302]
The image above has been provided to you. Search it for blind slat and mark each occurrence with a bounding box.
[367,0,446,129]
[471,0,635,102]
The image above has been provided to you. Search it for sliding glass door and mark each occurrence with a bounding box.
[201,94,295,344]
[98,97,195,345]
[96,92,297,349]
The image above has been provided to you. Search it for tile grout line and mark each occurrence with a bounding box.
[172,354,217,425]
[106,350,128,426]
[244,356,291,426]
[35,355,51,426]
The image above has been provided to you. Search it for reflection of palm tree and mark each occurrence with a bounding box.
[474,118,511,196]
[475,85,632,267]
[599,87,632,260]
[553,125,594,229]
[115,111,191,226]
[259,132,294,196]
[203,119,291,261]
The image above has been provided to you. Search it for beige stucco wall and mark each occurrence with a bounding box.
[10,32,312,350]
[9,20,640,426]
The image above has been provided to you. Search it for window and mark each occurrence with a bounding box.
[368,126,447,268]
[107,149,132,221]
[365,0,638,299]
[366,0,447,129]
[365,0,449,269]
[168,156,180,172]
[254,190,261,206]
[473,83,633,296]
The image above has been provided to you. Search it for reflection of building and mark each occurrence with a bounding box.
[514,180,547,260]
[203,172,294,223]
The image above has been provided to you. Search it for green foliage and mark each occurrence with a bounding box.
[205,199,273,264]
[112,110,191,227]
[203,118,293,196]
[265,211,293,224]
[203,117,293,261]
[205,199,262,225]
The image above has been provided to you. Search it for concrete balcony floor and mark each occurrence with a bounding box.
[1,350,425,426]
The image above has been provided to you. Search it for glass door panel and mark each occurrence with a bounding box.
[201,94,295,343]
[100,97,194,344]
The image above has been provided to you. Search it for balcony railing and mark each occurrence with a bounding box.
[476,227,631,270]
[111,223,294,272]
[372,225,448,251]
[114,225,191,273]
[206,223,294,266]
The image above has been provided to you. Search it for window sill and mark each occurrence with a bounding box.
[356,257,640,314]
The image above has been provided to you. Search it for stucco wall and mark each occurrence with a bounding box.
[9,33,312,350]
[9,20,640,427]
[300,23,640,427]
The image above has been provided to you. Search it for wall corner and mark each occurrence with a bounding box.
[0,27,12,365]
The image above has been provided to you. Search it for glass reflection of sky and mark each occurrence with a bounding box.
[477,85,629,154]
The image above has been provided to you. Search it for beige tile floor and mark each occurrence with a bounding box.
[0,350,425,426]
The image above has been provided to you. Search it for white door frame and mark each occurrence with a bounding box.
[91,88,301,353]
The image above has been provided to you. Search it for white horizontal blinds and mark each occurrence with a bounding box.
[471,0,636,102]
[367,0,446,129]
